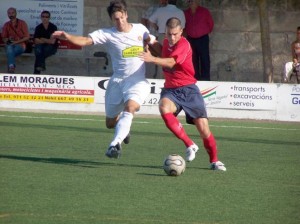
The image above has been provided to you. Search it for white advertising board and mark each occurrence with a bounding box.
[0,74,299,122]
[276,84,300,121]
[197,81,277,110]
[0,74,94,103]
[0,0,83,35]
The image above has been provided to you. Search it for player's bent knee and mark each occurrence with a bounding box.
[106,118,117,129]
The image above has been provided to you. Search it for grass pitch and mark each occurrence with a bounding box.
[0,111,299,224]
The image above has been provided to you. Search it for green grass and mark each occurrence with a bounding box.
[0,111,299,224]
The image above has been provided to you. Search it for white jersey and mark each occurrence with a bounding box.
[89,23,153,80]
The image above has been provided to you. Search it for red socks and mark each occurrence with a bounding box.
[161,113,193,147]
[162,113,219,163]
[203,133,218,163]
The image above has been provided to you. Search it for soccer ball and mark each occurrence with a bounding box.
[163,154,186,176]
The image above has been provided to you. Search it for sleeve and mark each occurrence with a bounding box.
[2,23,8,38]
[141,24,156,44]
[89,29,108,45]
[207,9,214,33]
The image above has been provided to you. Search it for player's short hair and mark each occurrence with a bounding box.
[166,17,182,29]
[297,26,300,31]
[107,0,127,19]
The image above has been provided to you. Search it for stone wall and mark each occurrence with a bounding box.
[1,0,299,82]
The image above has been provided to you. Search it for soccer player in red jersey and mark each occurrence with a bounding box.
[139,17,226,171]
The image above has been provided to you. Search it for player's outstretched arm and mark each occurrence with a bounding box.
[139,45,176,69]
[52,31,93,47]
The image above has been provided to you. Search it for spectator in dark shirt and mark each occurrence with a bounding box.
[33,11,58,74]
[184,0,214,81]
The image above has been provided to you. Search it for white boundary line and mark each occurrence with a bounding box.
[0,114,299,131]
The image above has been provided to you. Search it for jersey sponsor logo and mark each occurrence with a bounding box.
[122,46,143,58]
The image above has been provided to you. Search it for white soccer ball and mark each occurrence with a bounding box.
[163,154,186,176]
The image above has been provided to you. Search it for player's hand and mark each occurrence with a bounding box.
[139,45,155,63]
[51,31,68,40]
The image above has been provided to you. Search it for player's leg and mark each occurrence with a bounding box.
[113,79,150,146]
[104,79,124,158]
[106,79,150,158]
[194,117,217,162]
[194,118,226,171]
[109,99,137,147]
[180,84,225,169]
[159,96,195,149]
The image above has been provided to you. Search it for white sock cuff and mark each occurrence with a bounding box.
[122,111,133,119]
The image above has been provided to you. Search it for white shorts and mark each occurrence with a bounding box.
[105,77,150,118]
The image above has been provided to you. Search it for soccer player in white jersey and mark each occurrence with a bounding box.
[52,0,158,158]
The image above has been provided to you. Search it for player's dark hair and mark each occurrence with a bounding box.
[107,0,127,19]
[41,10,51,17]
[297,26,300,31]
[166,17,182,29]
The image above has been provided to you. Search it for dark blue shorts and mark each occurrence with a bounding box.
[160,84,208,124]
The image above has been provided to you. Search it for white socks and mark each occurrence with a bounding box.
[110,112,133,146]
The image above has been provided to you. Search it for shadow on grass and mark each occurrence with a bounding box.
[136,173,166,177]
[0,154,161,170]
[0,154,208,176]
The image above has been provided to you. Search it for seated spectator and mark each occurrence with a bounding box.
[1,7,30,73]
[292,43,300,82]
[33,11,58,74]
[284,26,300,82]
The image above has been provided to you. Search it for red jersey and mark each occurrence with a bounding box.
[162,37,196,88]
[2,19,29,49]
[184,6,214,38]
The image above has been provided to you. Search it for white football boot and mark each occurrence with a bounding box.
[185,143,199,162]
[210,161,226,171]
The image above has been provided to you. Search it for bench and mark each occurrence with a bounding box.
[0,34,109,74]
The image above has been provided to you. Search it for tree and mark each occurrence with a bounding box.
[257,0,273,83]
